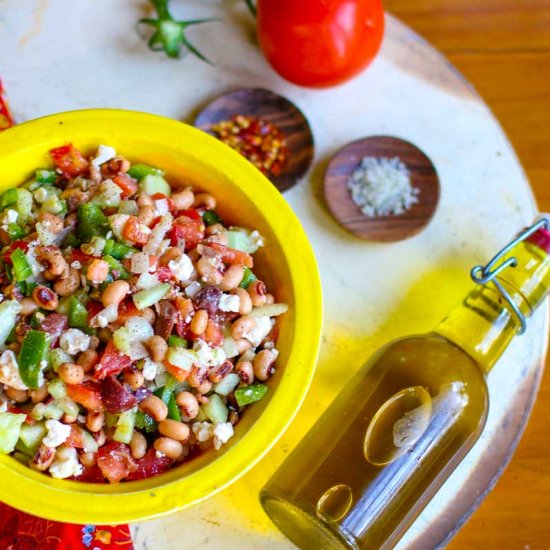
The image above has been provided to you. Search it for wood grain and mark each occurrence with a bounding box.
[323,136,440,242]
[384,1,550,547]
[194,88,314,192]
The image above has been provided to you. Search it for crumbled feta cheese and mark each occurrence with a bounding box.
[0,350,27,390]
[71,261,82,269]
[193,339,226,368]
[213,422,234,450]
[49,446,83,479]
[192,421,215,443]
[4,209,18,225]
[154,199,169,216]
[242,316,273,347]
[43,420,71,448]
[60,329,90,355]
[141,358,163,381]
[218,294,240,313]
[184,281,202,299]
[92,144,117,170]
[168,254,194,282]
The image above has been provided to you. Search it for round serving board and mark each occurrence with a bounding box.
[1,1,547,548]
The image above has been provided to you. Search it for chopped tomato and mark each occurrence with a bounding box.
[117,299,141,323]
[7,406,34,425]
[203,319,224,347]
[157,266,174,282]
[151,193,175,212]
[122,216,150,245]
[65,425,86,448]
[86,300,103,323]
[3,240,28,263]
[66,380,104,411]
[74,463,105,483]
[175,208,202,222]
[94,340,132,380]
[97,442,137,484]
[126,448,173,481]
[208,242,253,268]
[49,143,89,177]
[168,219,204,251]
[41,313,68,347]
[70,248,95,263]
[163,360,190,382]
[112,173,138,198]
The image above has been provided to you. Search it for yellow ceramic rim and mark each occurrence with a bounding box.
[0,110,322,524]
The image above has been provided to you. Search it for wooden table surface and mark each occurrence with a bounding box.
[384,1,550,548]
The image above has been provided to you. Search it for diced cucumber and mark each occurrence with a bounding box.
[239,267,257,289]
[0,300,22,347]
[56,397,79,417]
[113,409,136,444]
[166,347,196,372]
[132,283,171,310]
[118,199,139,216]
[128,163,165,181]
[92,179,122,208]
[195,407,208,422]
[49,348,73,372]
[248,303,288,319]
[113,327,131,356]
[224,229,263,253]
[0,188,19,210]
[41,194,64,215]
[19,422,47,454]
[221,336,239,359]
[47,378,67,400]
[81,429,99,453]
[0,412,27,454]
[214,373,240,396]
[13,451,30,464]
[201,394,229,424]
[31,401,63,421]
[15,439,34,457]
[16,188,33,225]
[235,384,268,407]
[139,174,172,196]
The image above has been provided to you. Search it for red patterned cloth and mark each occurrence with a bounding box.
[0,79,15,129]
[0,80,133,550]
[0,503,133,550]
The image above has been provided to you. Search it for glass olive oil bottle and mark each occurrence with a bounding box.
[260,220,550,550]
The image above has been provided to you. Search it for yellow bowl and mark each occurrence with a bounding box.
[0,109,322,524]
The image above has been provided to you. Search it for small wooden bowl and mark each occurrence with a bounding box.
[194,88,314,192]
[324,136,440,242]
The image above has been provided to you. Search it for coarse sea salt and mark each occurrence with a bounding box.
[347,156,419,217]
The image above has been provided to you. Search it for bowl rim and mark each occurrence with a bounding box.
[0,109,323,524]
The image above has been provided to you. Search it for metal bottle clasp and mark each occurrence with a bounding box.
[470,218,549,334]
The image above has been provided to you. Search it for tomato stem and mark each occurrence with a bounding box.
[244,0,256,17]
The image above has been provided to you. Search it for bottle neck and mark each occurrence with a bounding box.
[435,238,550,373]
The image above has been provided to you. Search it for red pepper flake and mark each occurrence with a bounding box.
[211,115,288,177]
[0,79,14,131]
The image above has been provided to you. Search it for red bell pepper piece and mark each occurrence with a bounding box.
[112,173,138,198]
[49,143,89,177]
[3,241,28,264]
[209,242,253,268]
[97,442,137,483]
[70,248,95,263]
[66,380,104,411]
[168,219,204,251]
[94,340,132,380]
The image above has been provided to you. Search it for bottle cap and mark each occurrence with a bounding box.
[526,214,550,253]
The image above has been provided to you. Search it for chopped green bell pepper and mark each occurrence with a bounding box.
[102,239,136,260]
[126,163,164,181]
[103,254,131,280]
[7,223,27,240]
[202,210,221,227]
[154,376,181,421]
[168,335,188,349]
[35,169,57,184]
[239,267,257,289]
[135,410,157,433]
[77,203,109,241]
[235,384,268,407]
[18,330,49,389]
[0,188,18,210]
[10,248,32,282]
[69,296,89,329]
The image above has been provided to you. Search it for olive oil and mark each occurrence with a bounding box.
[261,229,550,550]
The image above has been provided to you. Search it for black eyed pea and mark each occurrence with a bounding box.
[130,431,148,460]
[154,437,183,460]
[158,419,190,442]
[175,391,199,419]
[253,349,277,381]
[139,394,168,422]
[102,280,130,307]
[58,363,85,385]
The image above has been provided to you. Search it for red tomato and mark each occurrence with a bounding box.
[168,219,205,251]
[74,463,105,483]
[126,449,173,481]
[94,340,132,380]
[256,0,384,88]
[112,173,138,198]
[208,242,253,268]
[70,248,95,263]
[122,216,150,245]
[49,143,89,177]
[66,381,104,411]
[86,300,104,324]
[203,319,224,347]
[176,208,202,222]
[97,442,137,483]
[117,299,141,323]
[100,375,138,414]
[65,425,86,448]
